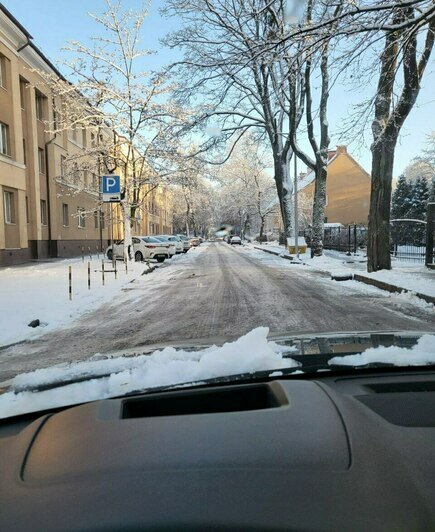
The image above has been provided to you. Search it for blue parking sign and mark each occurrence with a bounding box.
[102,175,120,194]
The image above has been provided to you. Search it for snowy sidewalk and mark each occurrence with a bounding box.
[0,251,201,348]
[253,243,435,304]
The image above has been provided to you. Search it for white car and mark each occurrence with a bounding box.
[230,236,242,245]
[177,234,191,253]
[157,235,184,254]
[154,235,178,256]
[106,236,171,262]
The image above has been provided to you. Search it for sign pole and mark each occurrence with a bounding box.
[294,153,299,258]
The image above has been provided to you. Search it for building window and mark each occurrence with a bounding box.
[52,98,58,130]
[62,203,69,227]
[69,125,78,143]
[82,128,87,148]
[100,211,105,229]
[38,148,45,174]
[35,92,45,121]
[77,207,86,228]
[60,155,67,179]
[0,55,6,89]
[0,122,10,156]
[94,210,99,229]
[3,190,14,224]
[19,79,27,108]
[40,199,47,225]
[25,196,29,223]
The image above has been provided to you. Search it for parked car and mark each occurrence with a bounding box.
[157,235,184,254]
[154,236,177,257]
[177,234,191,253]
[106,236,171,263]
[230,236,242,245]
[189,237,200,247]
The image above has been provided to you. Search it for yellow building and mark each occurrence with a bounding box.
[298,145,371,225]
[264,145,371,236]
[0,5,172,265]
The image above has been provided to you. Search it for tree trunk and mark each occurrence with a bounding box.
[274,156,293,239]
[122,201,133,261]
[311,165,327,257]
[367,139,396,271]
[259,216,265,242]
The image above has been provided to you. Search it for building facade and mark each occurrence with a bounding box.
[0,5,172,266]
[264,145,371,237]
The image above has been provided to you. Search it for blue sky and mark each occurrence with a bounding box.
[4,0,435,176]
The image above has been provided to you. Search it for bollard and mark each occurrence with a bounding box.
[81,246,84,262]
[68,266,72,300]
[114,257,118,280]
[353,224,357,254]
[125,257,128,274]
[347,225,351,256]
[102,260,105,286]
[88,262,91,290]
[88,246,92,261]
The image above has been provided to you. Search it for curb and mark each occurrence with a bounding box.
[253,245,434,305]
[353,274,435,305]
[253,246,302,263]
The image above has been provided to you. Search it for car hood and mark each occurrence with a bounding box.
[0,329,433,420]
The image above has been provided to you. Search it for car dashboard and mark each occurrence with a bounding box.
[1,370,435,531]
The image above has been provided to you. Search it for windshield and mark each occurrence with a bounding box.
[0,0,434,419]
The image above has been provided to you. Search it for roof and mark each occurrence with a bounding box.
[296,146,370,193]
[0,2,67,81]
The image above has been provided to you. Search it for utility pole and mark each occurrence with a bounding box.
[294,154,299,258]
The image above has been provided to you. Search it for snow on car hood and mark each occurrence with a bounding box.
[329,334,435,367]
[0,327,299,419]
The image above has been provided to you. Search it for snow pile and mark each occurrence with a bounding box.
[0,327,299,419]
[330,334,435,367]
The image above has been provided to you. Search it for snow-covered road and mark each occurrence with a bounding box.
[0,242,433,381]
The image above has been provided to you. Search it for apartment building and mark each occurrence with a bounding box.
[0,4,173,266]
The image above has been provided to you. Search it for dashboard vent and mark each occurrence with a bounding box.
[365,381,435,393]
[357,392,435,427]
[122,383,287,419]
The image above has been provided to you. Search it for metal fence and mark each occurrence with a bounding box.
[304,224,368,254]
[390,219,427,263]
[304,220,428,263]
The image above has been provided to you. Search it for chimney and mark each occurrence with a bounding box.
[336,145,347,154]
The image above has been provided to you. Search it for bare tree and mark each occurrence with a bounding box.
[42,0,184,261]
[405,131,435,182]
[162,0,305,239]
[285,0,342,256]
[367,8,434,271]
[212,138,277,240]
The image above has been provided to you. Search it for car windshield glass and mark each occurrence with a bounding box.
[0,0,434,420]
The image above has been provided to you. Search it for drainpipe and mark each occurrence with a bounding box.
[45,136,56,258]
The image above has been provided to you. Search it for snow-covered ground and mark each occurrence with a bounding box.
[0,327,299,419]
[0,248,206,348]
[253,243,435,299]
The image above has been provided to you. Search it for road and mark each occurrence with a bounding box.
[1,242,434,381]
